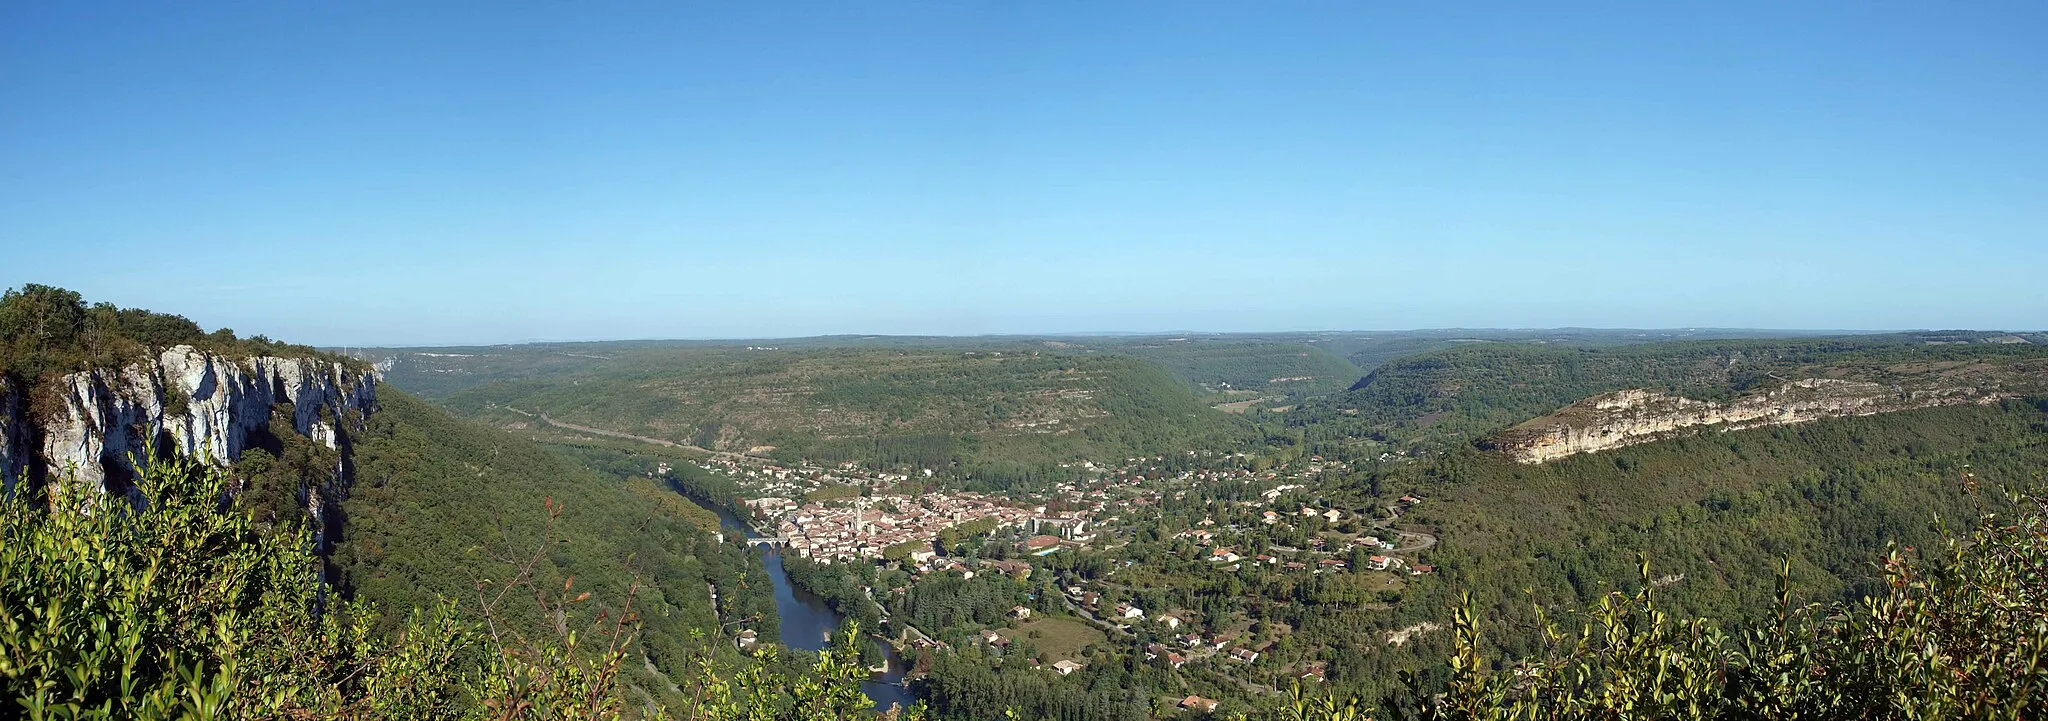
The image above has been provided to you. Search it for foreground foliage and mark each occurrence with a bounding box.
[673,624,923,721]
[0,449,920,720]
[0,452,640,720]
[1385,493,2048,721]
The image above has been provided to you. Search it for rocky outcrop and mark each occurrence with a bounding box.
[4,345,376,495]
[1490,378,2012,464]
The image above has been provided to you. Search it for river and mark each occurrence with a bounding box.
[713,507,914,712]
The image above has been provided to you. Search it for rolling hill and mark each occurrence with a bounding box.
[1109,339,1364,398]
[421,347,1251,483]
[1285,333,2048,451]
[1375,398,2048,641]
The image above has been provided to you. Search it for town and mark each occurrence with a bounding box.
[684,445,1443,706]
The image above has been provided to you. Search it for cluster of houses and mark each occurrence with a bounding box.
[1063,585,1152,622]
[699,457,914,504]
[709,450,1376,568]
[898,556,1036,586]
[1178,514,1406,576]
[704,449,1440,707]
[768,492,1040,561]
[1170,488,1441,580]
[1171,630,1267,663]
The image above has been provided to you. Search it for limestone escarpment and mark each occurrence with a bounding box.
[1,345,376,495]
[1490,377,2016,464]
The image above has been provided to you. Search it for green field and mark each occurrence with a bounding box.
[1000,616,1105,663]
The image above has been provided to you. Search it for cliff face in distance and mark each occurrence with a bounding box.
[0,345,377,496]
[1490,372,2044,464]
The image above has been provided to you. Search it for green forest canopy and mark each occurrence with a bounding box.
[0,283,354,385]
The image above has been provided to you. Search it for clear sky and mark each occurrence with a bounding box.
[3,2,2043,345]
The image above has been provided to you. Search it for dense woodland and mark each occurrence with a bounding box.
[1285,336,2048,452]
[1117,341,1364,398]
[1319,402,2044,705]
[334,389,783,709]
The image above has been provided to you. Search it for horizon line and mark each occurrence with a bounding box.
[308,326,2041,351]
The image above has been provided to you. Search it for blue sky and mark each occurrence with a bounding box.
[3,2,2043,345]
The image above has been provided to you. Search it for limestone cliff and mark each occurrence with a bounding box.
[1,345,377,496]
[1490,377,2018,464]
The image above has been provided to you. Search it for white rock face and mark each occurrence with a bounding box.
[16,345,376,492]
[1493,378,2008,464]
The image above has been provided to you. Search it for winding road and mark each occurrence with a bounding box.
[499,405,763,461]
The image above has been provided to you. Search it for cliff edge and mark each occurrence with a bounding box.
[1488,376,2026,464]
[0,345,376,495]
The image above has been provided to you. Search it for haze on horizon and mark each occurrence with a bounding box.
[4,3,2045,346]
[344,327,1882,352]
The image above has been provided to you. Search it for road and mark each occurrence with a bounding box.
[1392,530,1436,553]
[500,405,763,462]
[1367,505,1439,554]
[865,587,941,648]
[1058,595,1135,639]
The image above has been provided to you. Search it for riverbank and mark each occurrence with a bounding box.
[711,505,915,712]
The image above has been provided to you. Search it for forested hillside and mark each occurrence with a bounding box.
[1111,340,1363,398]
[1285,335,2048,451]
[362,337,1054,401]
[908,398,2048,719]
[362,330,1811,404]
[1302,328,1827,376]
[334,388,780,708]
[1248,398,2047,706]
[432,349,1250,483]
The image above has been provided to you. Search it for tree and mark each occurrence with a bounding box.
[0,448,905,720]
